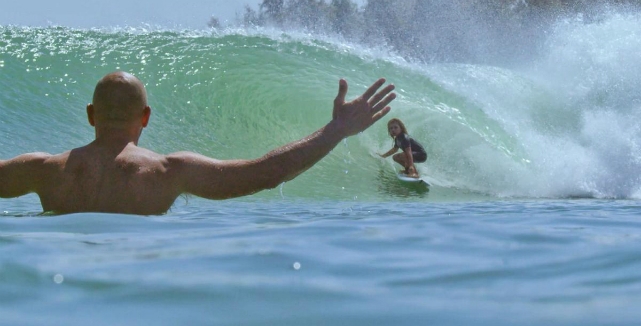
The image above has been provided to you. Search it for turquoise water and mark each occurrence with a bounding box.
[1,11,641,325]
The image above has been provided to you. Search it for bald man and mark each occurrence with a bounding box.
[0,71,395,215]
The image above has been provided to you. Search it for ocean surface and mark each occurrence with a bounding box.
[1,9,641,325]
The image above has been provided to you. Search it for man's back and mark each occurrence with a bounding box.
[37,143,181,215]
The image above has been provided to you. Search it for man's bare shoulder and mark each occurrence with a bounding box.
[34,148,84,167]
[0,152,59,199]
[121,145,169,161]
[2,152,54,166]
[34,145,173,173]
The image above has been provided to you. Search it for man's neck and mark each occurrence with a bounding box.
[93,127,142,148]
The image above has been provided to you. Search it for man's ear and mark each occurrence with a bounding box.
[87,104,96,126]
[141,106,151,127]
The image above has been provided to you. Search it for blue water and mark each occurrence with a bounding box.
[2,198,641,325]
[2,6,641,326]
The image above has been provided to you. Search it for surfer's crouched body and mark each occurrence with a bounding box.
[379,118,427,178]
[0,71,396,215]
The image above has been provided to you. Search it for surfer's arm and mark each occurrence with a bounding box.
[379,147,398,158]
[0,153,48,198]
[171,78,395,199]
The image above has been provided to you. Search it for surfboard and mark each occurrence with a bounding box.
[397,173,431,187]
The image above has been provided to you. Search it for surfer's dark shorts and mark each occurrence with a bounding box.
[412,152,427,163]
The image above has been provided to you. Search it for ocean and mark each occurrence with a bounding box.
[1,9,641,325]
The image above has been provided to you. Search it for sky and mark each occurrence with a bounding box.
[0,0,264,29]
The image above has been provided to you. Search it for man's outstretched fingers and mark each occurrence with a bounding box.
[372,93,397,113]
[334,79,348,105]
[368,84,395,108]
[372,106,392,123]
[361,78,386,101]
[333,79,348,119]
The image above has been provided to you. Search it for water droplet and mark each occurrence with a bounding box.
[53,274,64,284]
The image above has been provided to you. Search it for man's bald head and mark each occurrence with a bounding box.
[91,71,148,126]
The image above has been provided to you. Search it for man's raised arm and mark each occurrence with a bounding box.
[172,78,396,200]
[0,153,49,198]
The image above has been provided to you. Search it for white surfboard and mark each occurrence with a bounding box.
[397,173,431,187]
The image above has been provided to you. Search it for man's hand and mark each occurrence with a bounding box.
[332,78,395,137]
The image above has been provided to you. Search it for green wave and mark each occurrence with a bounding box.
[2,25,639,200]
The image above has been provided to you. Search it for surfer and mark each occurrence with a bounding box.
[0,71,395,215]
[378,118,427,178]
